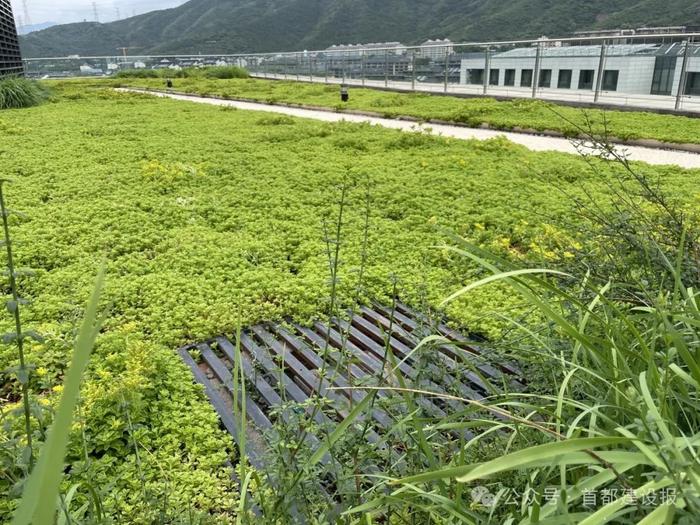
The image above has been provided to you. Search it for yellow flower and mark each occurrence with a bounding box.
[36,367,48,377]
[52,384,64,394]
[496,237,511,249]
[474,223,485,231]
[120,321,138,334]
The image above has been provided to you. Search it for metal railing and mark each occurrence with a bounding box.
[23,32,700,112]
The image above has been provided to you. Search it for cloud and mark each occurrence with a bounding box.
[10,0,189,26]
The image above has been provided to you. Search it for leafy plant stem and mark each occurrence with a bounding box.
[0,181,33,469]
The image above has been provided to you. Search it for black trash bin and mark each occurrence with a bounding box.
[340,85,349,102]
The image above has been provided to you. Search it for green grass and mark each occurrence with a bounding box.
[116,65,249,80]
[109,76,700,145]
[0,77,48,110]
[0,81,698,521]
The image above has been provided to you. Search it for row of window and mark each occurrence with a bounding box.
[0,0,21,77]
[465,68,620,91]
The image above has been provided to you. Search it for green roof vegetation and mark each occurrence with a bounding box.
[1,80,699,523]
[115,76,700,145]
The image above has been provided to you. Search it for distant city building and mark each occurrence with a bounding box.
[419,39,454,60]
[460,42,700,96]
[573,26,700,45]
[325,42,407,57]
[0,0,23,76]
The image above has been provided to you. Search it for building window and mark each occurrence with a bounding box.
[489,69,500,85]
[578,70,595,90]
[520,69,533,87]
[0,0,23,77]
[504,69,516,86]
[602,70,619,91]
[651,56,677,96]
[686,72,700,96]
[467,69,484,85]
[557,69,572,89]
[539,69,552,88]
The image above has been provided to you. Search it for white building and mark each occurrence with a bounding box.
[325,42,407,57]
[459,42,700,96]
[419,39,454,60]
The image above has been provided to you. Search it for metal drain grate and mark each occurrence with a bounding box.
[178,301,523,470]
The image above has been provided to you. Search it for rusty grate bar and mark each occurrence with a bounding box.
[178,302,524,472]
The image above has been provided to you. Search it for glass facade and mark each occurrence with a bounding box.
[602,70,619,91]
[557,69,573,88]
[466,68,484,84]
[651,56,677,95]
[0,0,22,76]
[686,72,700,96]
[578,70,595,89]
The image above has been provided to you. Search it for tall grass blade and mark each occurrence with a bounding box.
[396,437,631,485]
[12,266,105,525]
[308,393,374,467]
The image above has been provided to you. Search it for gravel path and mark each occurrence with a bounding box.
[118,88,700,169]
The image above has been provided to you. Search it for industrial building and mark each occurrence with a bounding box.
[460,42,700,97]
[0,0,22,76]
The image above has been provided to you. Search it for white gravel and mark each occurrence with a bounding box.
[117,88,700,169]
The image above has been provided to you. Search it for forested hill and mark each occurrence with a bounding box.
[20,0,700,57]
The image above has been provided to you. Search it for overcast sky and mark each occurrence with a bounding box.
[10,0,188,26]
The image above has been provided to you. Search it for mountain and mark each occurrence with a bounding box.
[19,0,700,58]
[17,22,57,36]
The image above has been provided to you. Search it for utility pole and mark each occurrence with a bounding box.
[22,0,32,27]
[115,7,121,21]
[92,2,99,22]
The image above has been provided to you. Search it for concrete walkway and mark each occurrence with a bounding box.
[118,88,700,169]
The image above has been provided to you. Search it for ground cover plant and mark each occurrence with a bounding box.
[110,76,700,145]
[0,80,699,522]
[115,66,249,80]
